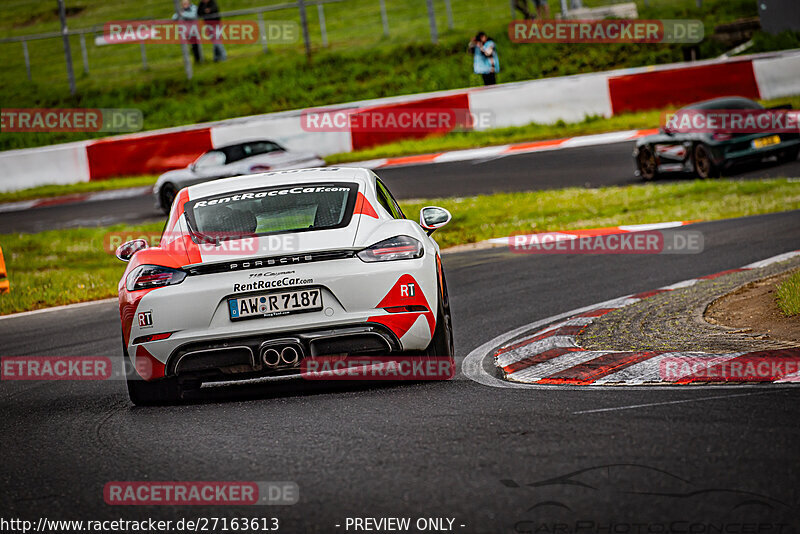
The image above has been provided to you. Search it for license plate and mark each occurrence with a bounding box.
[228,288,322,320]
[752,135,780,149]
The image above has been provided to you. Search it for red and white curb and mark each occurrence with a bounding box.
[343,128,657,170]
[462,250,800,389]
[0,186,152,214]
[486,220,696,246]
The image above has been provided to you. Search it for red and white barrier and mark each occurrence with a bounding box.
[1,49,798,192]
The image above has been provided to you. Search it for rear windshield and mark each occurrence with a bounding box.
[184,182,357,240]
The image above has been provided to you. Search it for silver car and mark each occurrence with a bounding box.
[153,140,325,213]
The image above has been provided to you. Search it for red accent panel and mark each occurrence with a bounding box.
[134,345,166,381]
[354,192,379,219]
[608,61,760,114]
[119,286,156,347]
[350,93,470,151]
[87,128,213,180]
[537,351,662,385]
[371,274,435,338]
[368,313,425,340]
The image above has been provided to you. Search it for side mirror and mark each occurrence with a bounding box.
[419,206,452,235]
[115,239,148,262]
[189,163,197,172]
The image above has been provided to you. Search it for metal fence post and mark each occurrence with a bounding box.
[79,33,89,74]
[298,0,312,58]
[257,12,269,53]
[317,3,328,47]
[379,0,389,37]
[425,0,438,44]
[21,39,31,81]
[140,41,148,69]
[444,0,453,30]
[509,0,516,19]
[560,0,569,18]
[696,0,702,7]
[172,0,193,80]
[58,0,76,95]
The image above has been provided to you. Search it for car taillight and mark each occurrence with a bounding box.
[126,265,187,291]
[132,332,174,345]
[357,236,423,262]
[712,132,733,141]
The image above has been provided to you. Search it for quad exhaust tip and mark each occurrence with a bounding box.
[280,346,300,366]
[260,342,303,367]
[261,348,281,367]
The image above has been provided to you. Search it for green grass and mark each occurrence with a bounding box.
[2,0,797,151]
[1,177,799,314]
[0,175,157,204]
[776,269,800,316]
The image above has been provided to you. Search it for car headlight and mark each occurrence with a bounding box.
[357,236,424,262]
[126,265,187,291]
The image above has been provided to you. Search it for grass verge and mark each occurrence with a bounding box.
[776,269,800,316]
[0,175,158,204]
[1,177,799,315]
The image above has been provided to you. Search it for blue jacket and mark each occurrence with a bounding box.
[172,4,198,20]
[473,40,499,75]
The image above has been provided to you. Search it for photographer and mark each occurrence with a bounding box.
[468,32,499,86]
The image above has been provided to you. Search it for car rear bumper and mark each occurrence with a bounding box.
[164,322,402,382]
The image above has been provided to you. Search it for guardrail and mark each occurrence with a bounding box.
[0,0,344,86]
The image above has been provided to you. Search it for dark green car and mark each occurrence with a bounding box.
[634,96,800,180]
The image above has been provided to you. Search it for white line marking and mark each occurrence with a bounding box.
[572,390,783,414]
[0,298,117,321]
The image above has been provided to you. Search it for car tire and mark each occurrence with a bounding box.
[122,339,182,406]
[693,143,720,179]
[424,272,454,359]
[636,145,658,181]
[777,147,799,164]
[159,183,178,214]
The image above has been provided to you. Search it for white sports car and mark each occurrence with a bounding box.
[116,167,454,405]
[153,140,325,213]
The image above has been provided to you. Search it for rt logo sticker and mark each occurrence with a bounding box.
[400,283,416,297]
[137,310,153,328]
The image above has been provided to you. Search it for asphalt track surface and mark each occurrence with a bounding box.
[2,210,799,532]
[2,141,800,234]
